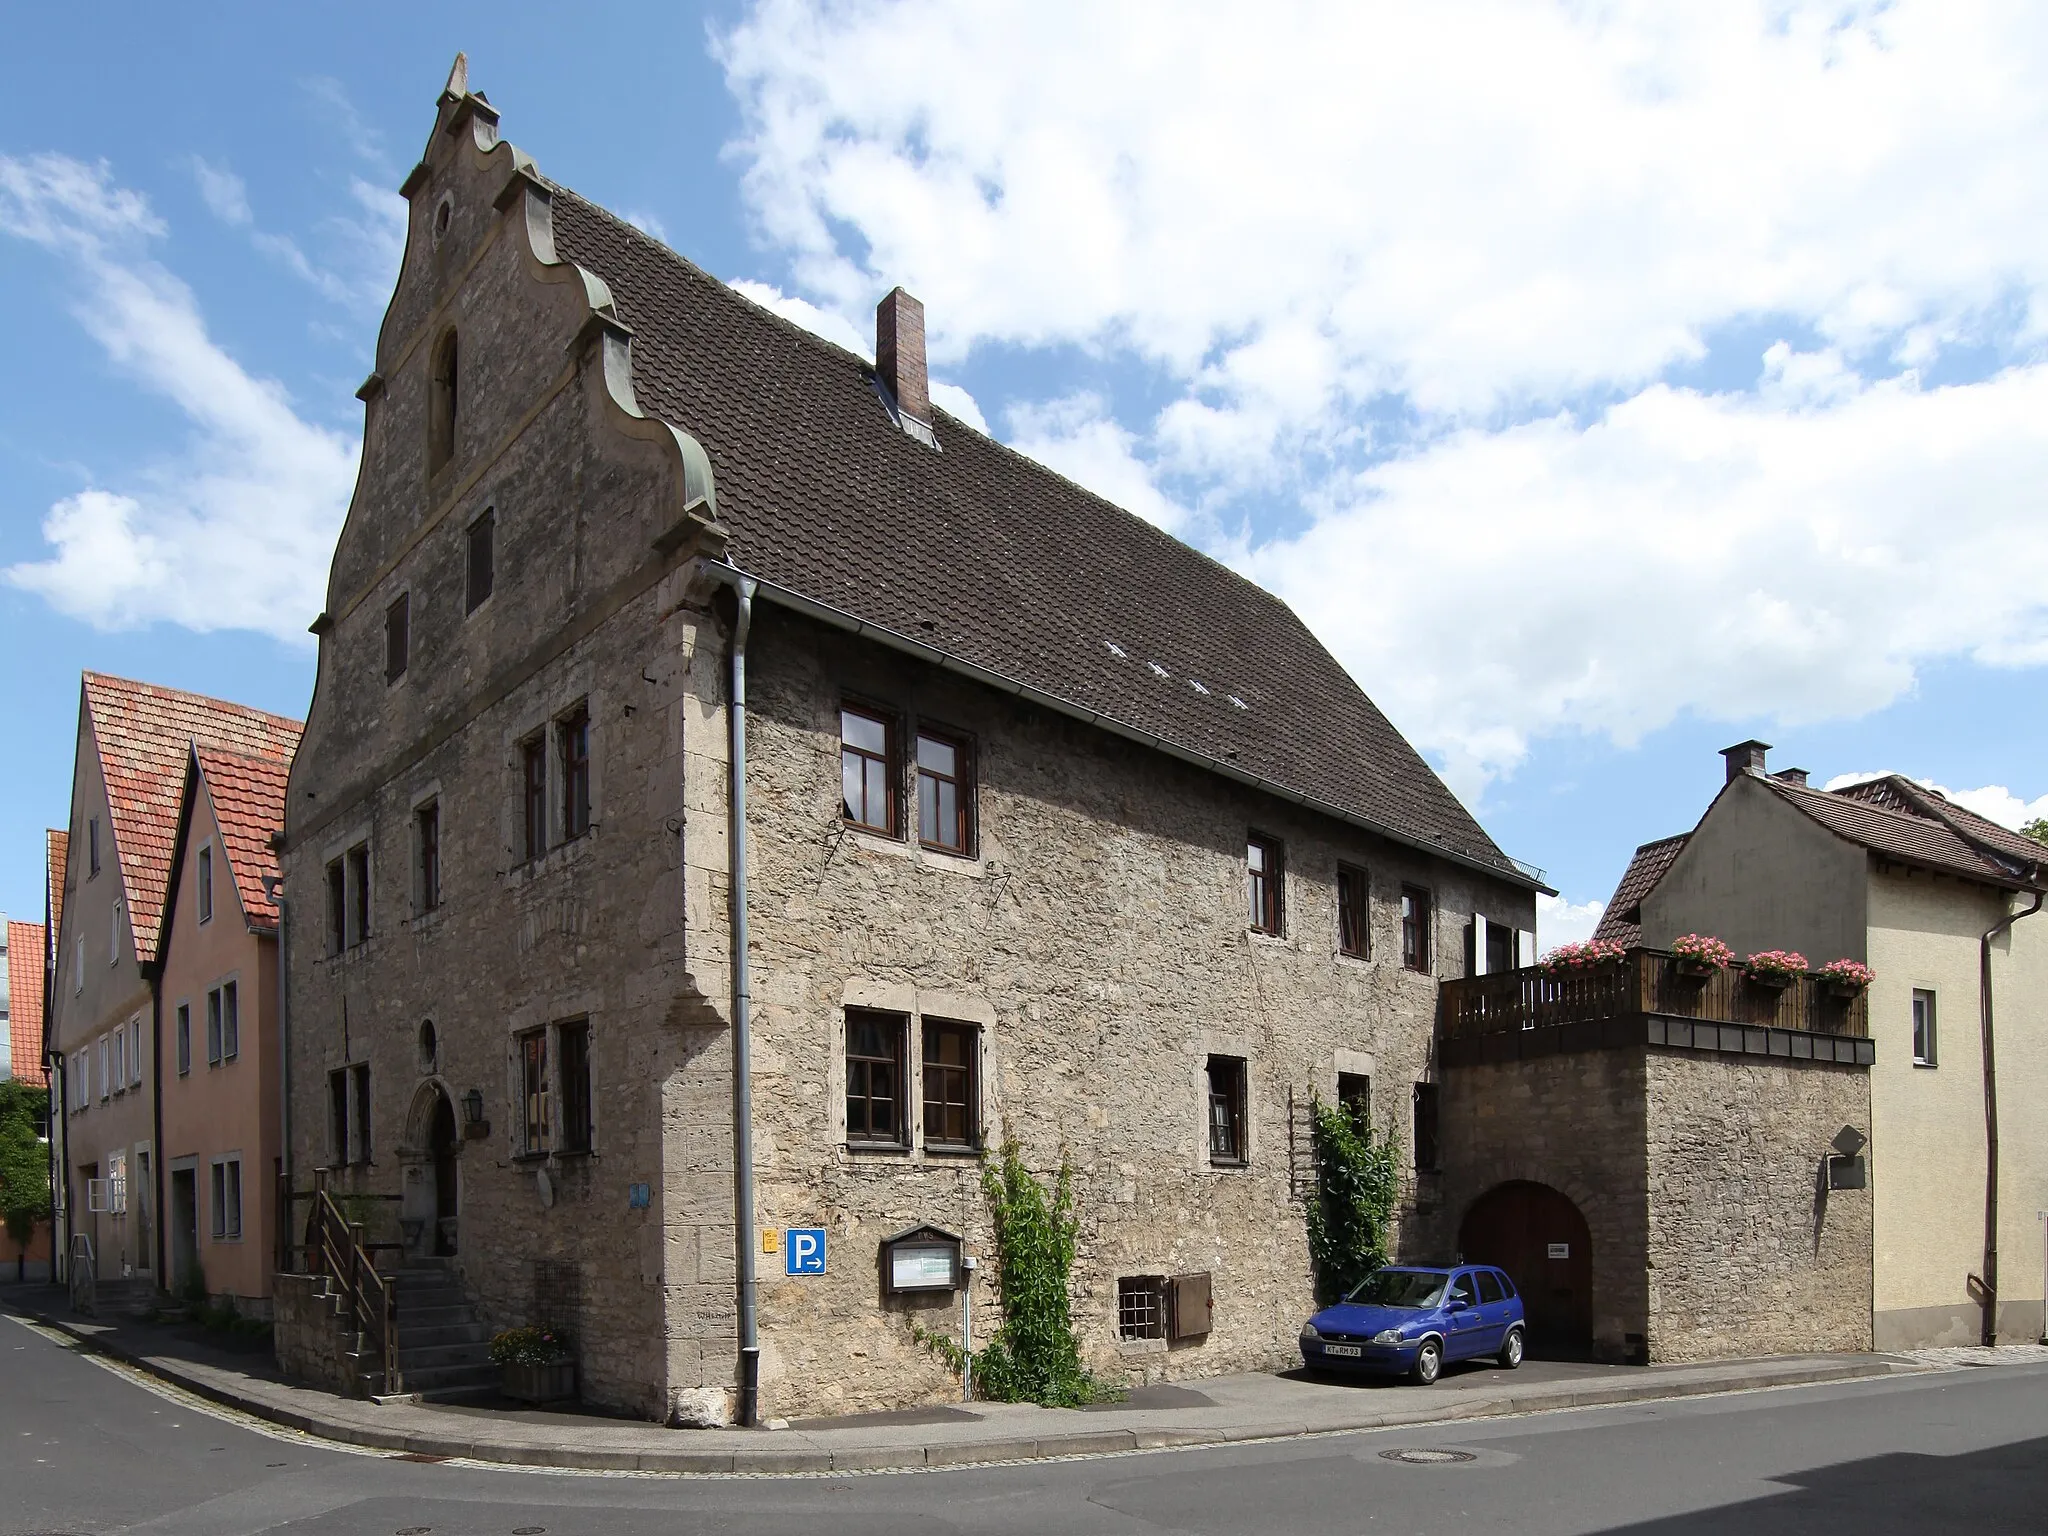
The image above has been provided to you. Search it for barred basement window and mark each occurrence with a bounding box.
[1118,1275,1166,1341]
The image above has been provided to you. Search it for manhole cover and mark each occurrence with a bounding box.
[1379,1447,1478,1465]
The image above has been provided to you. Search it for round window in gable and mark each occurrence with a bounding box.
[432,192,454,247]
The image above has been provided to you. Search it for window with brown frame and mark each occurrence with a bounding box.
[518,1027,551,1157]
[1337,863,1369,957]
[1247,835,1284,935]
[916,731,972,853]
[921,1020,978,1148]
[841,707,894,834]
[520,734,548,860]
[385,593,410,684]
[1207,1055,1248,1165]
[1401,885,1432,973]
[1337,1071,1371,1128]
[559,705,591,841]
[845,1010,906,1146]
[558,1020,593,1154]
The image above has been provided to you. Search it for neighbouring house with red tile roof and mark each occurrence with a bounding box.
[156,744,291,1308]
[48,672,300,1297]
[1598,740,2048,1349]
[1,918,52,1280]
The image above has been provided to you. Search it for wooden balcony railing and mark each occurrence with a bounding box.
[1439,948,1870,1043]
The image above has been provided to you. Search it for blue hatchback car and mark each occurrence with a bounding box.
[1300,1265,1526,1384]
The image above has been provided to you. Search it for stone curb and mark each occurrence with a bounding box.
[6,1301,1917,1476]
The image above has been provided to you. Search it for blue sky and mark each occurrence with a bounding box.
[3,2,2047,944]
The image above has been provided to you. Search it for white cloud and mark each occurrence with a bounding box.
[0,153,356,640]
[1537,894,1606,951]
[1823,772,2048,831]
[715,2,2048,792]
[621,207,672,244]
[190,157,251,226]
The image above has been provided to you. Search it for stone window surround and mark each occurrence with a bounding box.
[502,987,604,1165]
[209,1151,245,1243]
[407,780,445,924]
[502,675,606,882]
[1191,1028,1261,1174]
[834,981,995,1159]
[317,818,377,961]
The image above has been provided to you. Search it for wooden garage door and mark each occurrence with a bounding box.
[1458,1181,1593,1354]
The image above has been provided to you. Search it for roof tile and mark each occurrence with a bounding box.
[193,746,291,933]
[6,921,45,1086]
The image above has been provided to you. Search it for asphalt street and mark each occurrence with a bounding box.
[3,1311,2042,1535]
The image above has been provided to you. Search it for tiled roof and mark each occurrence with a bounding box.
[1764,777,2042,889]
[193,746,291,934]
[80,673,301,965]
[538,189,1526,883]
[1593,834,1689,947]
[6,921,45,1086]
[45,829,66,973]
[1833,776,2048,873]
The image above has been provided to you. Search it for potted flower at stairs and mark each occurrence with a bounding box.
[1743,950,1808,991]
[490,1326,576,1404]
[1815,959,1874,999]
[1670,934,1733,983]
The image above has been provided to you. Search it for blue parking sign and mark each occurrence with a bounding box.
[786,1227,827,1275]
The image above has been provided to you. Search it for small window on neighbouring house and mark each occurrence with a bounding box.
[840,707,895,835]
[1337,863,1369,958]
[521,735,548,860]
[1413,1082,1441,1172]
[210,1158,243,1241]
[1912,989,1937,1067]
[845,1010,906,1146]
[128,1016,141,1087]
[222,980,239,1061]
[198,845,213,923]
[466,508,495,613]
[922,1019,978,1149]
[1401,886,1432,973]
[207,987,224,1066]
[176,1004,191,1076]
[1207,1055,1248,1165]
[385,594,410,684]
[327,859,346,955]
[110,899,122,965]
[558,706,591,841]
[1117,1275,1166,1341]
[347,843,370,946]
[429,329,459,472]
[1247,836,1284,936]
[415,801,441,913]
[559,1020,592,1155]
[916,731,971,854]
[88,816,101,878]
[1337,1071,1370,1128]
[518,1027,551,1157]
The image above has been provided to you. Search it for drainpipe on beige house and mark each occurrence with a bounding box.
[1978,889,2043,1346]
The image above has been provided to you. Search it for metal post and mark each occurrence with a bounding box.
[961,1254,977,1403]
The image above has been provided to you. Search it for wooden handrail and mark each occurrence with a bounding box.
[306,1171,401,1396]
[1438,947,1870,1042]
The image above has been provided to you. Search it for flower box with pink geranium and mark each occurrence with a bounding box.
[1538,939,1626,977]
[1815,959,1874,997]
[1670,934,1734,981]
[1744,949,1808,989]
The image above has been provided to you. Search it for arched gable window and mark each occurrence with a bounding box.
[429,329,459,472]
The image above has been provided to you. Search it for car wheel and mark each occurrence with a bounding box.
[1411,1339,1442,1385]
[1498,1326,1525,1369]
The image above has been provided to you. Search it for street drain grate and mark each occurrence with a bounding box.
[1379,1448,1478,1465]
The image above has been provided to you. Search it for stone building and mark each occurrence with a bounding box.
[278,63,1544,1424]
[47,673,301,1299]
[1595,743,2048,1349]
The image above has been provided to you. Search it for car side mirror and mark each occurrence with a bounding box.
[1449,1298,1470,1311]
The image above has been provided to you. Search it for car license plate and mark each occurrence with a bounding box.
[1323,1344,1363,1357]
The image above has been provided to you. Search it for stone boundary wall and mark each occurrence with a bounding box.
[272,1272,360,1397]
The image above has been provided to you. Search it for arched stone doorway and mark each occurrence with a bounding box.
[400,1083,461,1258]
[1459,1181,1593,1356]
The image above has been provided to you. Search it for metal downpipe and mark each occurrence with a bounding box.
[727,576,761,1425]
[1977,888,2043,1346]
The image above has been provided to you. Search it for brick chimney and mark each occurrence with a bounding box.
[1720,740,1772,782]
[1772,767,1810,788]
[875,287,931,428]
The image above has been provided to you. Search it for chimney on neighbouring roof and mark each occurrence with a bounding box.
[1772,767,1810,788]
[876,287,932,428]
[1721,739,1772,782]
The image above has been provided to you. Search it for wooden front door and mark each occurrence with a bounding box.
[1459,1181,1593,1355]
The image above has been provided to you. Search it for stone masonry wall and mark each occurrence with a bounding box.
[1644,1051,1872,1360]
[273,1272,360,1397]
[1438,1050,1650,1358]
[713,611,1536,1420]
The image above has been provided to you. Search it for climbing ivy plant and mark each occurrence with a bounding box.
[918,1137,1117,1407]
[1305,1098,1403,1305]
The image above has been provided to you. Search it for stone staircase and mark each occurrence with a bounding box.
[377,1258,497,1402]
[77,1275,161,1319]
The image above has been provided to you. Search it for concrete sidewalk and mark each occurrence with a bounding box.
[1,1288,1925,1475]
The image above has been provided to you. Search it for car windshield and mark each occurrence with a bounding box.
[1343,1269,1449,1308]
